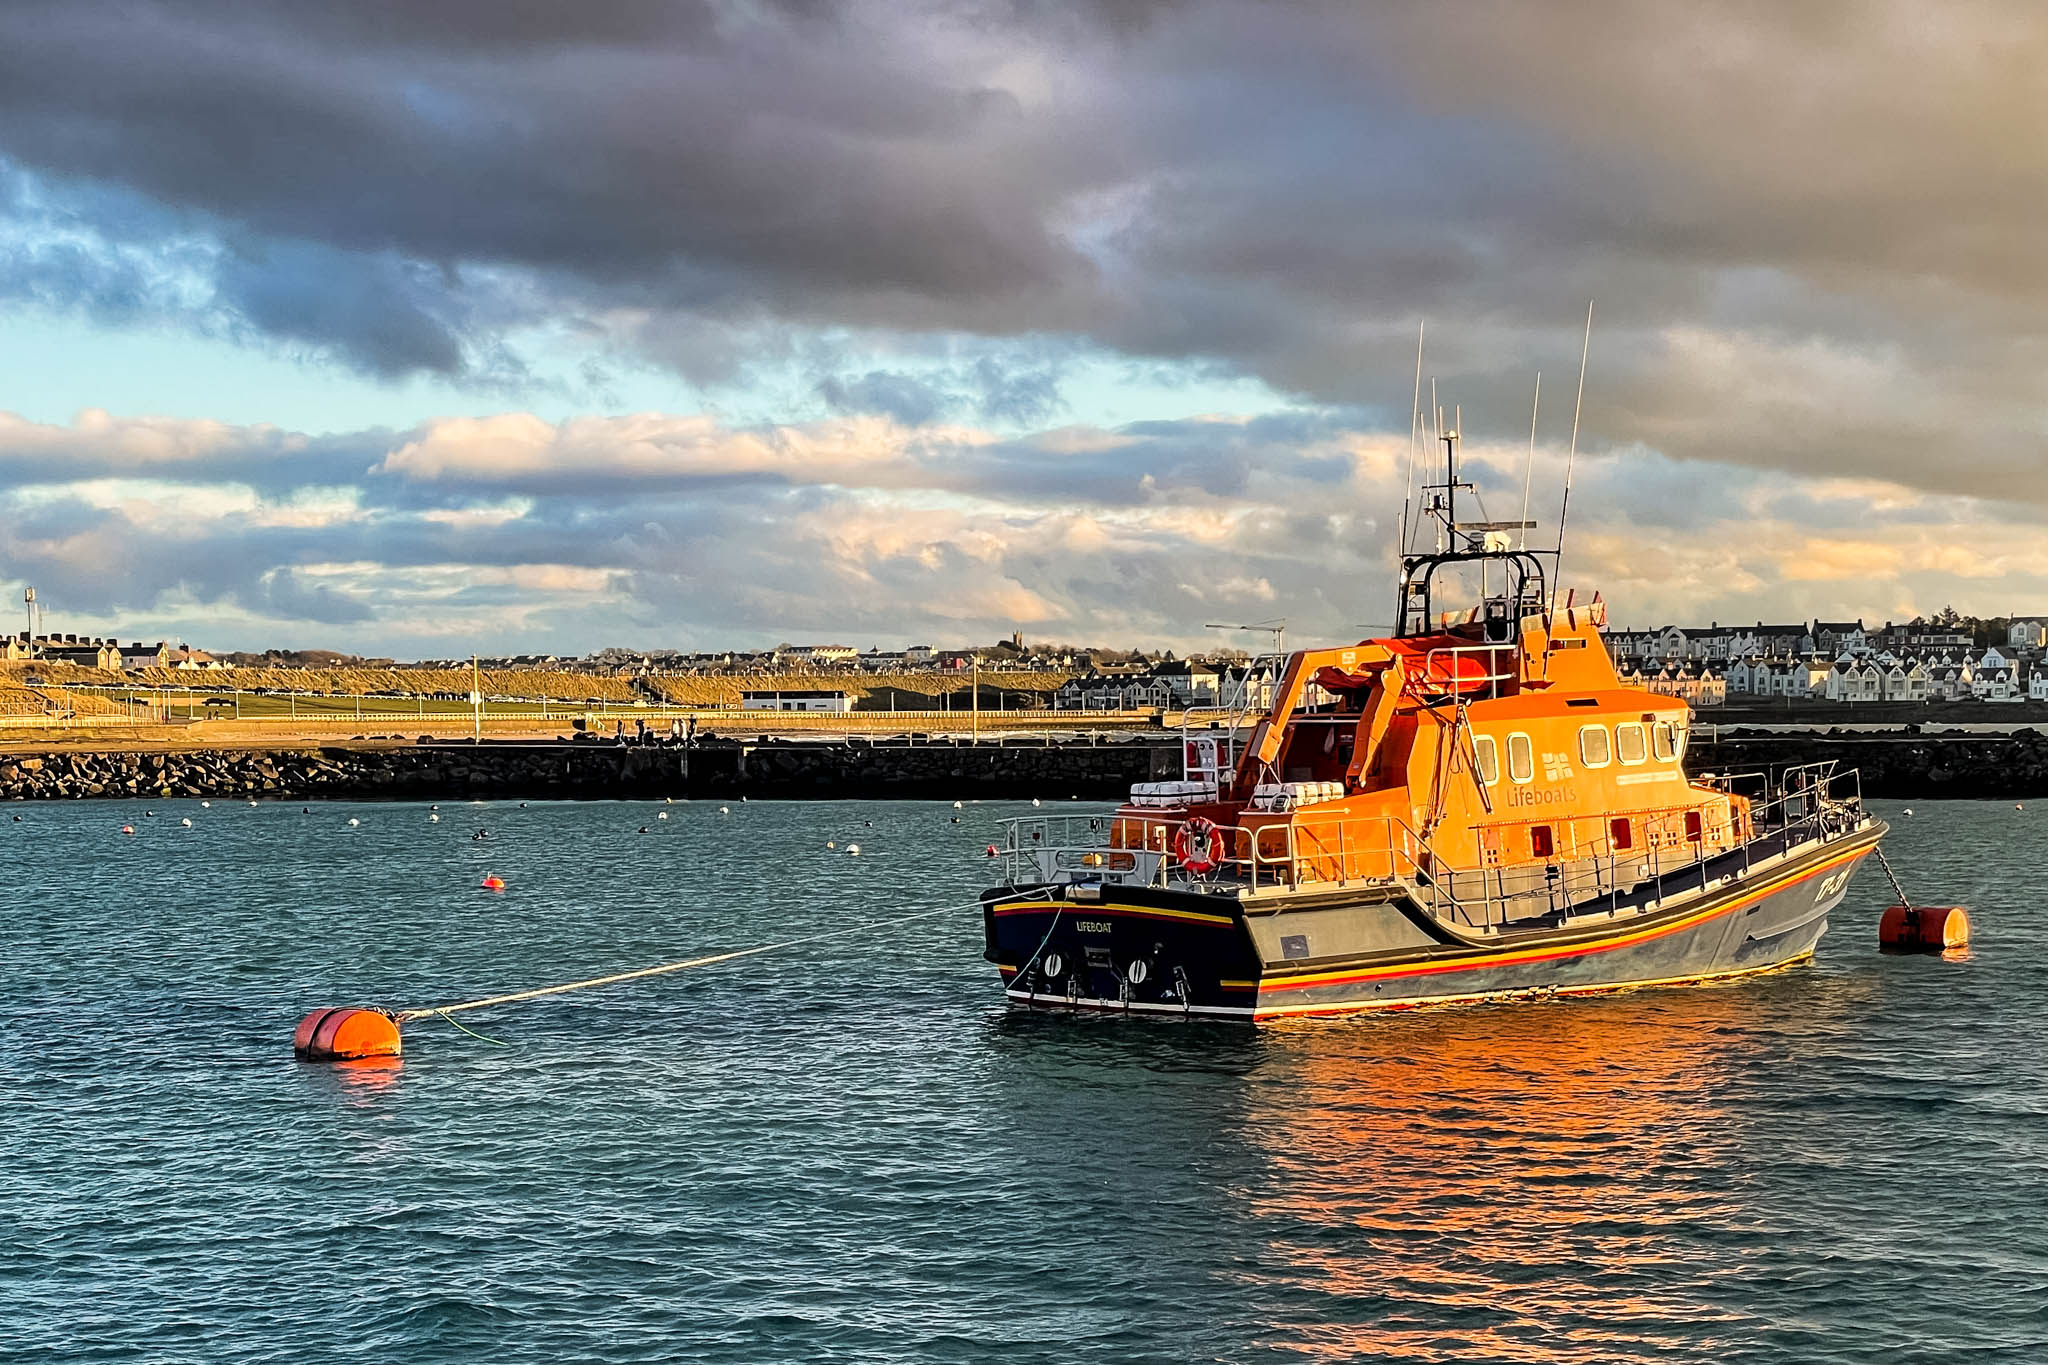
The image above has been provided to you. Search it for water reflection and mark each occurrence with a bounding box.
[1231,991,1790,1362]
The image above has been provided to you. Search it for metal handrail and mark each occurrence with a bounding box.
[993,760,1869,931]
[1417,643,1520,701]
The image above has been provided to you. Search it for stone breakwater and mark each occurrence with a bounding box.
[0,739,1185,802]
[2,730,2045,802]
[1694,729,2048,799]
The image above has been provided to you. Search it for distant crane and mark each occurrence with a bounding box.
[1205,619,1287,654]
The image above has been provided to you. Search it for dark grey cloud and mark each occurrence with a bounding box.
[0,0,2045,509]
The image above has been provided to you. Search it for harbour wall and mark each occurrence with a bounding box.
[0,738,1183,802]
[3,730,2047,801]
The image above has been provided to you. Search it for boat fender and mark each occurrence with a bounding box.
[1174,817,1225,875]
[1880,905,1969,953]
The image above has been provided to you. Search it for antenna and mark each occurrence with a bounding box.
[1519,372,1540,549]
[1556,300,1593,580]
[1428,380,1440,552]
[1400,320,1424,558]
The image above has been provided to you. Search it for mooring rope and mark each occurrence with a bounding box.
[1871,842,1913,907]
[394,889,1056,1023]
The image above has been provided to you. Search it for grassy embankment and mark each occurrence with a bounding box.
[0,661,1077,721]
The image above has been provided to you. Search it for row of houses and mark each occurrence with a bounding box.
[1603,618,1997,664]
[0,634,223,670]
[1645,647,2048,705]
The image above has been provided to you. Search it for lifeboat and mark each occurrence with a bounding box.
[981,425,1888,1020]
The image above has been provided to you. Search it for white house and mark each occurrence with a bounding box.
[1813,620,1870,656]
[2029,665,2048,701]
[1880,658,1930,702]
[1724,657,1768,696]
[741,689,852,712]
[2009,619,2048,651]
[1825,659,1882,702]
[1974,647,2020,701]
[1927,658,1972,701]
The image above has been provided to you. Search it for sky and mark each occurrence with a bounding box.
[0,0,2044,658]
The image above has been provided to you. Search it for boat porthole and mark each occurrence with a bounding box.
[1041,952,1065,980]
[1126,958,1151,986]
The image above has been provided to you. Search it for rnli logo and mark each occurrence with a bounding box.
[1543,751,1575,781]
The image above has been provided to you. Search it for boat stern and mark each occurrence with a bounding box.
[982,884,1262,1017]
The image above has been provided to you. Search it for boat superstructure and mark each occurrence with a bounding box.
[982,423,1885,1019]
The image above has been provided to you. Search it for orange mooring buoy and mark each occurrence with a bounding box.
[293,1007,402,1061]
[1879,905,1971,953]
[481,874,506,892]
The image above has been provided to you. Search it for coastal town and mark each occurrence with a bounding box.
[5,609,2048,724]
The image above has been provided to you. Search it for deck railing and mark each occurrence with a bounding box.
[994,761,1868,932]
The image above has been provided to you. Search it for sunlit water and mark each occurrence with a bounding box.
[2,798,2040,1364]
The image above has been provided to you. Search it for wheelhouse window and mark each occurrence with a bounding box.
[1672,720,1690,762]
[1508,732,1534,783]
[1652,721,1677,761]
[1579,724,1612,768]
[1615,722,1648,765]
[1471,734,1499,786]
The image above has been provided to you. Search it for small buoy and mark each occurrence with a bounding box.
[827,840,836,849]
[481,874,506,892]
[201,801,211,808]
[2017,803,2024,811]
[1903,808,1914,816]
[9,814,17,822]
[145,810,155,817]
[657,811,669,820]
[347,817,360,827]
[986,843,999,857]
[429,813,440,823]
[430,804,439,811]
[742,796,750,803]
[847,843,861,856]
[180,817,192,827]
[719,806,729,815]
[638,826,650,834]
[121,825,134,835]
[863,820,871,828]
[1031,798,1041,808]
[249,800,258,807]
[950,817,960,824]
[293,1007,402,1061]
[1880,905,1971,953]
[520,802,528,809]
[953,801,963,809]
[665,797,674,805]
[302,807,310,814]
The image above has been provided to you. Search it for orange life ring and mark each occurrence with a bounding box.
[1174,816,1225,874]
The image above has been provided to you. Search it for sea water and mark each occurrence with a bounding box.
[2,798,2042,1363]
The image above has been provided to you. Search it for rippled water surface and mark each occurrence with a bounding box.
[3,797,2042,1363]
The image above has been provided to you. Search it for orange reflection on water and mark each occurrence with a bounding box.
[1234,991,1786,1362]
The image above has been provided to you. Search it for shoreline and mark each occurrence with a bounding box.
[4,728,2047,801]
